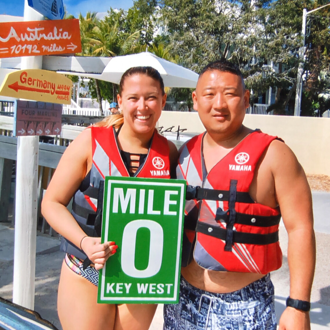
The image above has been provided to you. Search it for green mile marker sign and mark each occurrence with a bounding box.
[98,177,186,304]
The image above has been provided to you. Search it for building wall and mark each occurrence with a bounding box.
[158,111,330,176]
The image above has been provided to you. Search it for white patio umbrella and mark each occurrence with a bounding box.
[98,52,198,88]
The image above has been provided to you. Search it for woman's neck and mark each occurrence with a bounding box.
[117,123,153,153]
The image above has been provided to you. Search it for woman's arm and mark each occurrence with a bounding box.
[41,128,116,269]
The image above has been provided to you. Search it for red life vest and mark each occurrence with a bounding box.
[177,130,282,274]
[91,126,171,180]
[61,126,171,259]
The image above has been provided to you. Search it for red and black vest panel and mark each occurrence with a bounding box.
[60,126,171,260]
[177,130,282,274]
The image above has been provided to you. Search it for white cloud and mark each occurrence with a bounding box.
[96,12,108,20]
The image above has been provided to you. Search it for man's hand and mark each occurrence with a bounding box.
[81,236,117,270]
[278,307,311,330]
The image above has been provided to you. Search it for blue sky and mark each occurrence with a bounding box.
[0,0,134,18]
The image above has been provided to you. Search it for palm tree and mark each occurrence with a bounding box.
[86,17,142,114]
[78,11,98,56]
[148,42,179,62]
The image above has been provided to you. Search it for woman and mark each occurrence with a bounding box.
[41,67,178,330]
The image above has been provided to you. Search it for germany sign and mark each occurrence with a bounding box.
[0,69,72,104]
[98,177,186,304]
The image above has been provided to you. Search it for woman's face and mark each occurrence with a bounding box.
[117,73,166,136]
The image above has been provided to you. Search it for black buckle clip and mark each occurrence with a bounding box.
[215,207,228,221]
[186,185,200,200]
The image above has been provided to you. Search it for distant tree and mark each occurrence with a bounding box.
[78,12,98,56]
[125,0,159,46]
[76,10,143,114]
[300,1,330,116]
[63,5,75,19]
[148,42,177,61]
[159,0,330,116]
[167,88,195,111]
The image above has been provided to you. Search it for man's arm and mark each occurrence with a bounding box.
[269,140,316,330]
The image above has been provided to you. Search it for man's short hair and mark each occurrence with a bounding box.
[199,59,245,88]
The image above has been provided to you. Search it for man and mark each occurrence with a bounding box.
[110,102,119,114]
[164,60,315,330]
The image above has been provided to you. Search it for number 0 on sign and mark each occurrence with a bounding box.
[98,177,186,304]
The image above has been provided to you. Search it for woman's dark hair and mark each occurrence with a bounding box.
[119,66,165,96]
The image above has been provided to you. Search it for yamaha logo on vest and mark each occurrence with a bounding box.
[150,157,170,176]
[152,157,165,169]
[229,152,252,171]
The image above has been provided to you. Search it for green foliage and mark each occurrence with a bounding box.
[87,79,116,104]
[72,0,329,116]
[77,10,145,112]
[167,88,194,111]
[159,0,329,115]
[302,2,330,116]
[125,0,159,46]
[66,75,79,83]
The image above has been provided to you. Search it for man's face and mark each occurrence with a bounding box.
[192,70,250,136]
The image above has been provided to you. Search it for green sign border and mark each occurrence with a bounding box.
[98,177,186,304]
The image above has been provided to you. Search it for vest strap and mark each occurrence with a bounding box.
[186,185,254,203]
[78,222,98,237]
[94,181,104,237]
[224,180,237,251]
[196,222,279,245]
[71,182,104,237]
[184,209,281,231]
[215,208,281,227]
[83,186,99,199]
[72,201,96,224]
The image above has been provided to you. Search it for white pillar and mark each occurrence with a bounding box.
[12,0,43,310]
[13,136,39,309]
[21,0,43,70]
[294,9,307,116]
[268,62,273,107]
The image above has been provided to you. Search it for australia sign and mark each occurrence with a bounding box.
[0,19,81,58]
[0,69,73,104]
[98,177,186,304]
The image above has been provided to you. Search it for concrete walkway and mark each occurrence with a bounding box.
[0,190,329,329]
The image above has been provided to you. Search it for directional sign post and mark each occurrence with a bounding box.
[98,177,186,304]
[28,0,64,20]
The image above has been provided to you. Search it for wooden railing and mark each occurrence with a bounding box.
[0,115,84,235]
[0,135,66,235]
[0,114,185,237]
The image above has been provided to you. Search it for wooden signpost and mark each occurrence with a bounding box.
[0,19,81,58]
[0,69,72,104]
[98,177,186,304]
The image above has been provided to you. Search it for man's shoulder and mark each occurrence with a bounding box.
[263,138,301,175]
[178,133,204,153]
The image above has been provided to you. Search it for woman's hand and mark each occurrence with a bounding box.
[81,236,118,270]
